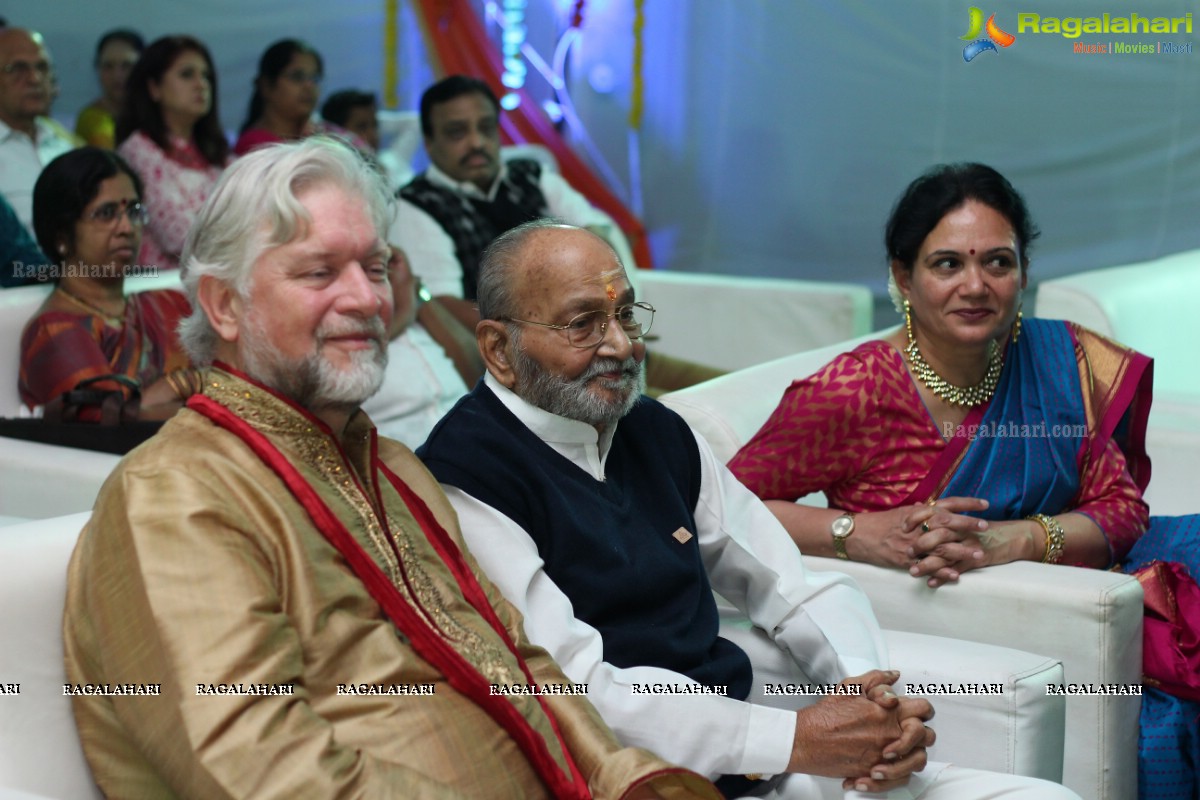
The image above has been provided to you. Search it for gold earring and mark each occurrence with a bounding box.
[1012,307,1023,344]
[904,299,914,344]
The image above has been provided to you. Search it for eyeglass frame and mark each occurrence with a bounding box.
[86,201,150,226]
[1,59,52,81]
[503,301,656,349]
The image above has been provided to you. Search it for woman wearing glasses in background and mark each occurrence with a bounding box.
[116,35,229,273]
[234,39,371,157]
[19,148,197,420]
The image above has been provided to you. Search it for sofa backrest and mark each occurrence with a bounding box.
[659,328,891,463]
[1034,249,1200,400]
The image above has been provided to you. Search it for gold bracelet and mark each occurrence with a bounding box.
[166,369,203,401]
[1027,513,1065,564]
[185,368,205,397]
[164,370,187,401]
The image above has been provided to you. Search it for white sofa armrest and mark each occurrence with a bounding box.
[0,514,101,799]
[716,600,1065,780]
[0,439,118,520]
[886,630,1063,781]
[801,556,1141,800]
[659,330,891,462]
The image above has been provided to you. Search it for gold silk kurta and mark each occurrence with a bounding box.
[63,368,716,800]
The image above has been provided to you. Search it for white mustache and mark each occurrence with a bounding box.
[318,317,386,346]
[581,357,641,382]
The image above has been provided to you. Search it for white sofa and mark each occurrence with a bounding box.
[723,607,1066,782]
[660,330,1145,800]
[0,513,1065,797]
[0,513,101,800]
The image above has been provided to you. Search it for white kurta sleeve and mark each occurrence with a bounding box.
[689,429,889,683]
[388,197,466,298]
[444,485,797,779]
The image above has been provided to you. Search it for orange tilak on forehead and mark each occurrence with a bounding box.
[590,267,625,293]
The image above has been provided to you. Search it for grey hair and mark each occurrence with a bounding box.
[475,217,578,321]
[177,136,393,364]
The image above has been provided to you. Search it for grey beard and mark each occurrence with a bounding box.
[240,314,388,416]
[512,348,645,428]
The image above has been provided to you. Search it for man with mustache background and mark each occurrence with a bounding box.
[418,220,1079,799]
[391,75,722,394]
[392,75,632,325]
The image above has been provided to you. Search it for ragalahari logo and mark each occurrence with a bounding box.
[961,7,1016,61]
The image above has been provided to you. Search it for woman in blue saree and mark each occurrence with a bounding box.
[730,163,1199,798]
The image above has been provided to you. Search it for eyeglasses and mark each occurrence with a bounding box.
[87,201,149,226]
[1,60,51,81]
[506,302,655,349]
[281,70,322,85]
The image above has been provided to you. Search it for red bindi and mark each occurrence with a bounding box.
[969,248,976,255]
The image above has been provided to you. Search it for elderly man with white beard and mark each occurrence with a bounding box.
[61,139,721,800]
[418,220,1081,799]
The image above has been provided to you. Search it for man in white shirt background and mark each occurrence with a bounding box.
[390,75,721,395]
[0,28,75,237]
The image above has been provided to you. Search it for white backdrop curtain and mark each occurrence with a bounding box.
[23,0,1200,295]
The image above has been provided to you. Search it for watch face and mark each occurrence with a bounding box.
[831,515,854,538]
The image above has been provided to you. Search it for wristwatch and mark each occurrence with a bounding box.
[831,512,856,560]
[414,277,432,309]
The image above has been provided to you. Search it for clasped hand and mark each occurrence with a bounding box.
[901,498,1039,587]
[851,497,1020,587]
[790,670,934,793]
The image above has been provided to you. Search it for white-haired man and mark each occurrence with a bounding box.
[63,138,719,800]
[418,220,1081,799]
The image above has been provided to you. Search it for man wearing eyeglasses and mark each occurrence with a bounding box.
[419,220,1079,799]
[0,28,75,240]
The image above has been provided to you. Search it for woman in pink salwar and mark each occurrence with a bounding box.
[115,36,229,272]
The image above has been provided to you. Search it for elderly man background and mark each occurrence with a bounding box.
[390,74,721,394]
[361,244,472,447]
[418,220,1081,799]
[0,28,75,239]
[63,139,718,800]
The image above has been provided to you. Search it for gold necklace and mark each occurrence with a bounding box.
[905,335,1003,407]
[55,286,127,326]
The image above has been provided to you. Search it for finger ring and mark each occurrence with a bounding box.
[921,522,931,533]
